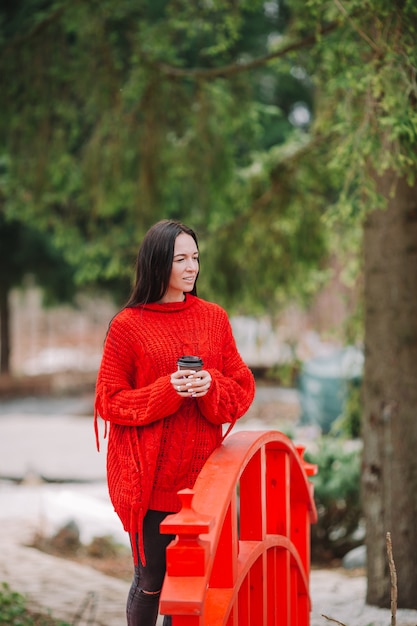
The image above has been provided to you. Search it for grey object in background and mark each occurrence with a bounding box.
[298,347,363,433]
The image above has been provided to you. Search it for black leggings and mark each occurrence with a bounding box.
[127,510,175,626]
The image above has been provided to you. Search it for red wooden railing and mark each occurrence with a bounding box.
[160,430,317,626]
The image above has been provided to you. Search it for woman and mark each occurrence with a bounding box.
[94,219,255,626]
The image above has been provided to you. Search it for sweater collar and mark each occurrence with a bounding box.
[139,294,198,313]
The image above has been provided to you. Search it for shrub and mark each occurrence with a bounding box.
[305,436,363,563]
[330,380,362,439]
[0,582,70,626]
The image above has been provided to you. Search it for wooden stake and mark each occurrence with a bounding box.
[386,531,397,626]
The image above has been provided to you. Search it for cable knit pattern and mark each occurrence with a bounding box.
[94,294,255,563]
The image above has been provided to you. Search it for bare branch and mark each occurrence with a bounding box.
[150,20,340,80]
[321,614,347,626]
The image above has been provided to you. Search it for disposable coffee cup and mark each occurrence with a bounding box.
[177,356,204,371]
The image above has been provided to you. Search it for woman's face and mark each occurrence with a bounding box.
[161,233,199,302]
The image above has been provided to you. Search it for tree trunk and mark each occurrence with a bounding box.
[0,284,10,374]
[362,172,417,608]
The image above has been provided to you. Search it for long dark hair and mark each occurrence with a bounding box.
[125,219,199,306]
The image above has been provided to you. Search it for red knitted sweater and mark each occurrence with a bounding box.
[94,295,255,563]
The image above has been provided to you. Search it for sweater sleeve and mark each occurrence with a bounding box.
[95,317,183,427]
[197,313,255,427]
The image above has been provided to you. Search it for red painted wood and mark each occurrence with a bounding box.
[160,431,317,625]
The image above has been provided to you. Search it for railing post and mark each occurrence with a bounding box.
[240,447,265,541]
[276,548,291,626]
[294,446,318,575]
[160,489,214,625]
[265,446,291,536]
[210,495,238,588]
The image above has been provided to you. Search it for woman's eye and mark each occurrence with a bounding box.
[173,256,199,264]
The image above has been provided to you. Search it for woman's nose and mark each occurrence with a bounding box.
[186,258,198,271]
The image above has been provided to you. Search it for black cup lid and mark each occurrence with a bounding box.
[177,355,204,368]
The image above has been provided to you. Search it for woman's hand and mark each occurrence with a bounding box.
[170,369,212,398]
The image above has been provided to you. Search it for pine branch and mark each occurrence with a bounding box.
[0,4,67,59]
[333,0,380,53]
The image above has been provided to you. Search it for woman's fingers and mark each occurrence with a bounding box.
[171,369,211,396]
